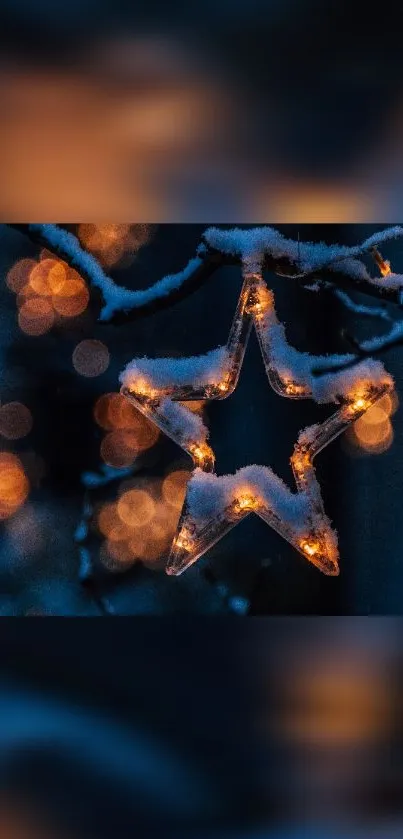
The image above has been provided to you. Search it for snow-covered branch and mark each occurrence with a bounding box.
[6,223,403,325]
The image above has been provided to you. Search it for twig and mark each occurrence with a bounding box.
[5,223,403,326]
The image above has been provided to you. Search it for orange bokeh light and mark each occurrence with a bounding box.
[52,268,89,317]
[94,393,159,461]
[117,488,155,527]
[349,392,397,454]
[100,428,140,467]
[162,469,191,510]
[78,223,151,268]
[6,258,36,293]
[9,251,90,336]
[29,259,63,296]
[0,402,33,440]
[0,452,29,519]
[18,297,55,335]
[98,480,178,571]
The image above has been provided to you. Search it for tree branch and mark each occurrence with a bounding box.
[5,223,403,327]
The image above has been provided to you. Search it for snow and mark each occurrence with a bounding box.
[360,320,403,352]
[312,359,393,403]
[185,465,309,527]
[159,398,209,442]
[203,224,403,280]
[333,288,392,320]
[23,224,403,324]
[120,347,228,390]
[257,299,393,402]
[27,224,203,321]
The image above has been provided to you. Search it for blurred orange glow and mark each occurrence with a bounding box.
[6,258,36,293]
[98,501,132,541]
[162,469,191,510]
[117,488,155,527]
[0,402,32,440]
[97,477,179,571]
[18,297,55,335]
[182,400,205,414]
[278,656,392,747]
[102,538,136,568]
[0,452,29,519]
[100,429,139,467]
[8,251,90,336]
[259,181,375,223]
[72,339,110,377]
[78,223,151,268]
[353,416,394,452]
[52,268,89,317]
[29,258,62,296]
[349,391,398,454]
[94,393,159,456]
[106,393,141,430]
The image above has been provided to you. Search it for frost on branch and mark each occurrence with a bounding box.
[20,223,204,321]
[13,223,403,323]
[203,224,403,291]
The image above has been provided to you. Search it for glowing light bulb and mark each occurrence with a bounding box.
[300,538,320,557]
[175,531,193,551]
[191,444,208,463]
[371,247,391,277]
[133,378,154,397]
[233,493,258,513]
[293,451,311,472]
[218,382,229,393]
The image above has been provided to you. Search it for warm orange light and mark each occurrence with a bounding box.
[174,530,193,551]
[52,268,89,317]
[190,443,211,464]
[0,453,29,519]
[6,258,36,293]
[233,492,258,513]
[352,413,393,454]
[78,224,152,269]
[100,429,139,467]
[247,285,273,316]
[132,378,156,398]
[300,538,320,557]
[284,380,307,396]
[94,393,160,456]
[18,297,55,335]
[347,391,370,415]
[29,259,61,296]
[371,247,391,277]
[117,488,155,527]
[292,451,311,472]
[162,470,191,510]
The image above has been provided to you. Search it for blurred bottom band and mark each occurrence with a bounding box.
[0,618,402,839]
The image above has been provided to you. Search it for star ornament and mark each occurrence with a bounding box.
[120,270,393,578]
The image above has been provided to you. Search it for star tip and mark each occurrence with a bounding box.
[324,561,340,577]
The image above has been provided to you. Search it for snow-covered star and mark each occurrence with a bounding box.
[120,269,392,577]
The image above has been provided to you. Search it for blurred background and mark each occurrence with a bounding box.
[2,0,403,220]
[0,618,403,838]
[0,223,403,615]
